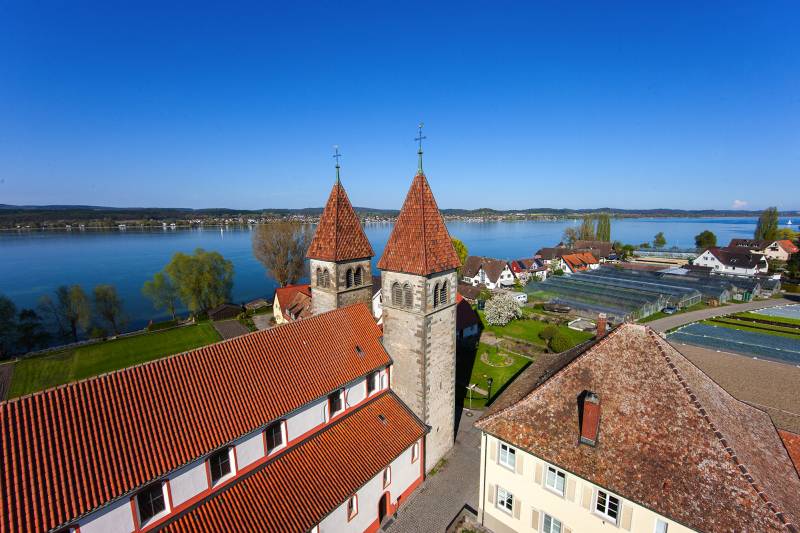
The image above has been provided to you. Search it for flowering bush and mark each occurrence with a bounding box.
[484,292,522,326]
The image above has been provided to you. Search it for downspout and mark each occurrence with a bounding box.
[480,431,488,525]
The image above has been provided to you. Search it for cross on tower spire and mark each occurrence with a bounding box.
[415,122,426,175]
[332,145,342,184]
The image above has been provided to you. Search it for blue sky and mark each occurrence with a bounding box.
[1,1,798,210]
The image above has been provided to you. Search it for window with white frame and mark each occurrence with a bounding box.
[265,421,284,453]
[209,447,234,485]
[346,495,358,520]
[543,513,562,533]
[655,519,669,533]
[411,442,420,462]
[136,482,169,525]
[496,486,513,514]
[595,489,620,523]
[382,467,391,488]
[498,442,516,470]
[544,465,566,496]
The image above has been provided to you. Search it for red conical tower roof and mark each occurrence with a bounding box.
[378,173,461,275]
[307,181,374,261]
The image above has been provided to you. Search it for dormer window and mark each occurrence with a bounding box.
[266,421,284,453]
[366,371,378,395]
[136,482,168,526]
[328,390,343,417]
[209,447,234,485]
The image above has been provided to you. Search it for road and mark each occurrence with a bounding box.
[647,297,795,332]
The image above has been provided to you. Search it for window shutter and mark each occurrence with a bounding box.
[581,486,592,510]
[490,440,497,463]
[488,484,495,504]
[515,454,524,475]
[534,462,542,484]
[513,497,521,520]
[566,478,576,501]
[531,508,540,531]
[621,504,633,530]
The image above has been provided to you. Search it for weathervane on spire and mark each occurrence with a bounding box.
[415,122,426,174]
[332,145,342,184]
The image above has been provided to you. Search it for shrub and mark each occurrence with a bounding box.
[484,293,522,326]
[549,332,572,353]
[539,325,558,341]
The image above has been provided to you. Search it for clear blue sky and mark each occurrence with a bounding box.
[1,1,798,211]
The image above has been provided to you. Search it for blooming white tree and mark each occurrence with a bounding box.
[484,292,522,326]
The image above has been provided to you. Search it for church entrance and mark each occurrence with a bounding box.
[378,493,389,525]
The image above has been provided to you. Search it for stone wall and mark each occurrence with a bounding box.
[310,258,373,314]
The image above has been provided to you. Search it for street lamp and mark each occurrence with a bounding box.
[486,377,494,404]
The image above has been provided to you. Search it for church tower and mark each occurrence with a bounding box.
[307,151,375,314]
[378,130,461,470]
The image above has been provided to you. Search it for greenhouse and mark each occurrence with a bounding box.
[588,268,731,304]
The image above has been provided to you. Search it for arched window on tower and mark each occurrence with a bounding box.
[433,283,440,308]
[392,283,402,306]
[354,267,363,286]
[403,284,413,309]
[439,281,449,305]
[322,269,330,288]
[316,267,323,287]
[346,268,354,288]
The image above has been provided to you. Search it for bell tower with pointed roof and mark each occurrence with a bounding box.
[378,129,461,470]
[307,150,375,314]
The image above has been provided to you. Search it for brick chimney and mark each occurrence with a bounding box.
[579,391,601,446]
[596,313,607,338]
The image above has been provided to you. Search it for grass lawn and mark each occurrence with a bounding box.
[638,302,713,323]
[459,342,530,409]
[734,311,800,327]
[477,310,592,349]
[8,323,221,398]
[703,318,800,340]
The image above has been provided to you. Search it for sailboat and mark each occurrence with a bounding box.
[787,219,793,226]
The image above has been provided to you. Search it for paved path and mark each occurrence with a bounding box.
[385,411,482,533]
[647,298,794,332]
[252,314,273,331]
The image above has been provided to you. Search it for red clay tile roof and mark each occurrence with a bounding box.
[377,173,461,275]
[561,252,597,272]
[274,283,311,319]
[476,324,800,532]
[780,430,800,477]
[0,303,388,533]
[462,256,511,284]
[162,392,425,533]
[777,239,800,254]
[307,181,374,261]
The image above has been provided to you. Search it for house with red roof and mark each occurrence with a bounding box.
[272,283,312,324]
[558,252,599,273]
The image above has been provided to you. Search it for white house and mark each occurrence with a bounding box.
[693,247,769,277]
[462,256,517,289]
[729,238,799,261]
[475,324,800,533]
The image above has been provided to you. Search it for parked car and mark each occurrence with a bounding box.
[513,293,528,304]
[662,306,678,315]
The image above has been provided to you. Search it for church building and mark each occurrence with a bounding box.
[0,140,461,533]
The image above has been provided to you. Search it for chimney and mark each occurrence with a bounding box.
[579,391,601,446]
[596,313,607,338]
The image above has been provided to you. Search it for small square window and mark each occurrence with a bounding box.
[595,489,620,524]
[496,486,513,514]
[543,513,562,533]
[328,390,343,416]
[136,482,167,525]
[367,371,378,395]
[544,465,566,496]
[498,443,516,470]
[266,421,284,453]
[209,448,232,484]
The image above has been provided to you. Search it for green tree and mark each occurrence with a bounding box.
[451,237,468,275]
[142,271,180,320]
[39,285,91,342]
[754,207,779,241]
[538,324,558,341]
[578,216,596,241]
[252,222,312,287]
[595,214,611,242]
[694,230,717,249]
[15,309,49,353]
[653,232,667,249]
[776,228,798,241]
[612,242,636,261]
[165,248,234,314]
[549,332,572,353]
[0,295,17,358]
[93,284,125,334]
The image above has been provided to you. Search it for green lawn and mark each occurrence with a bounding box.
[734,311,800,327]
[8,323,221,398]
[459,342,531,409]
[477,310,592,349]
[703,318,800,340]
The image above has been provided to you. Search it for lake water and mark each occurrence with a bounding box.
[0,217,789,329]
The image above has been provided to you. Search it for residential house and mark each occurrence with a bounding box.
[463,256,517,289]
[458,282,483,302]
[558,252,599,274]
[693,247,769,277]
[475,324,800,533]
[572,240,614,261]
[535,247,568,266]
[511,258,548,282]
[728,238,799,261]
[456,293,481,341]
[272,283,312,324]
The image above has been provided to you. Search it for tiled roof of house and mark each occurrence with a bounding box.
[307,181,374,261]
[476,324,800,532]
[456,294,480,331]
[561,252,598,272]
[573,240,614,258]
[729,238,769,250]
[780,430,800,477]
[462,256,510,283]
[535,247,567,260]
[0,303,388,533]
[777,239,800,254]
[706,247,767,269]
[274,283,311,320]
[162,392,425,533]
[377,173,461,275]
[457,283,482,301]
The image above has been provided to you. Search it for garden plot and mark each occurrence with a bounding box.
[668,323,800,365]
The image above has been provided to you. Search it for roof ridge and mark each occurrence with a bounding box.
[646,330,797,532]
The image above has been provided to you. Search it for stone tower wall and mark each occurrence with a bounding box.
[310,258,372,314]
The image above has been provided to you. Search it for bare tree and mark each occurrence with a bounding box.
[252,222,312,287]
[142,271,180,320]
[93,284,125,334]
